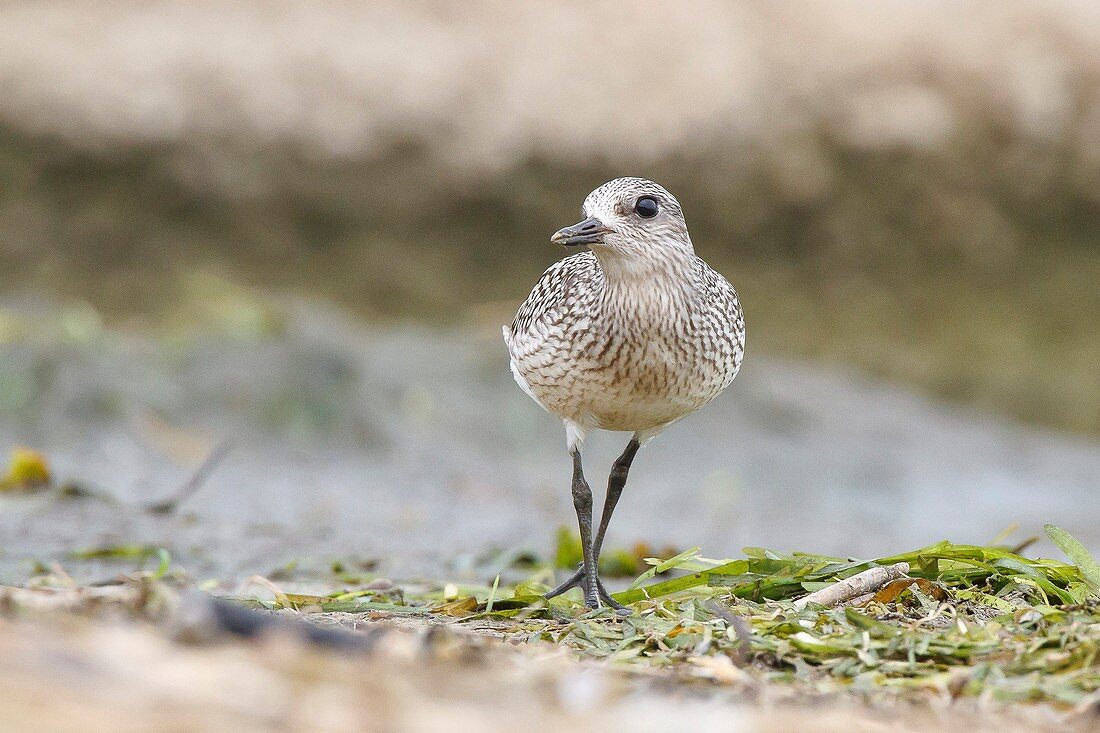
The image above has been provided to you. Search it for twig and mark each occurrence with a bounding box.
[706,601,753,666]
[0,584,142,612]
[179,593,381,651]
[793,562,910,610]
[146,439,234,515]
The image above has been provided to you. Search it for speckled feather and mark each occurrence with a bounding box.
[504,178,744,448]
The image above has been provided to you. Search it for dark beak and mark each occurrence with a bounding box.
[550,216,612,247]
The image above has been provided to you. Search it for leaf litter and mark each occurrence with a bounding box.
[9,523,1099,722]
[246,529,1100,708]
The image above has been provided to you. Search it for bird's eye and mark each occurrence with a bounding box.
[634,196,659,219]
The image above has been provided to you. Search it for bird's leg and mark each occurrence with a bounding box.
[593,439,640,559]
[568,448,600,607]
[545,439,641,611]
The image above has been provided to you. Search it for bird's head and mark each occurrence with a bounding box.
[550,178,694,261]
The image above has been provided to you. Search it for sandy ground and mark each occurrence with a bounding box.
[2,300,1099,731]
[1,300,1097,587]
[1,592,1095,733]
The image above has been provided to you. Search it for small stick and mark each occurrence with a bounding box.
[146,439,234,515]
[793,562,910,610]
[0,584,140,612]
[707,601,753,666]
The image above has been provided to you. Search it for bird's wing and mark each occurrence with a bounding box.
[692,256,746,381]
[503,251,601,351]
[503,251,602,408]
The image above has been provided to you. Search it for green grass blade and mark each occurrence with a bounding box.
[628,547,701,589]
[485,574,501,614]
[1044,524,1100,593]
[614,559,747,604]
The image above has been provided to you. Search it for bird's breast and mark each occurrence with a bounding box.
[507,262,743,432]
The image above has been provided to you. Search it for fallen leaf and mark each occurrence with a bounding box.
[434,596,479,617]
[0,447,51,492]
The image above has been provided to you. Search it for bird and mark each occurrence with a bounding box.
[503,177,745,611]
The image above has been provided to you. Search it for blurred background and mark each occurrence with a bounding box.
[1,1,1098,584]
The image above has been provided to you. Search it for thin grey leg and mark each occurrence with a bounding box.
[594,439,640,558]
[570,448,599,607]
[545,439,641,611]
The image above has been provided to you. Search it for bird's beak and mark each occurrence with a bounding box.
[550,216,612,247]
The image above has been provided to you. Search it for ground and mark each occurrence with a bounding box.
[2,301,1098,731]
[2,534,1098,733]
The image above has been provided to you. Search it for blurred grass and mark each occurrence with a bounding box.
[1,129,1098,435]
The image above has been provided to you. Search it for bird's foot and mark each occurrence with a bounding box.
[544,566,629,614]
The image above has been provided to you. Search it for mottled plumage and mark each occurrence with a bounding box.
[502,177,745,611]
[504,178,744,448]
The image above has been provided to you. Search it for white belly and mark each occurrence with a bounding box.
[509,334,735,434]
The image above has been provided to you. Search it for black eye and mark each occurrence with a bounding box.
[634,195,659,219]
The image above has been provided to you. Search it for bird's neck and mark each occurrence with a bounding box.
[593,248,697,316]
[593,247,694,284]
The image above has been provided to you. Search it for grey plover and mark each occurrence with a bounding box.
[503,177,745,610]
